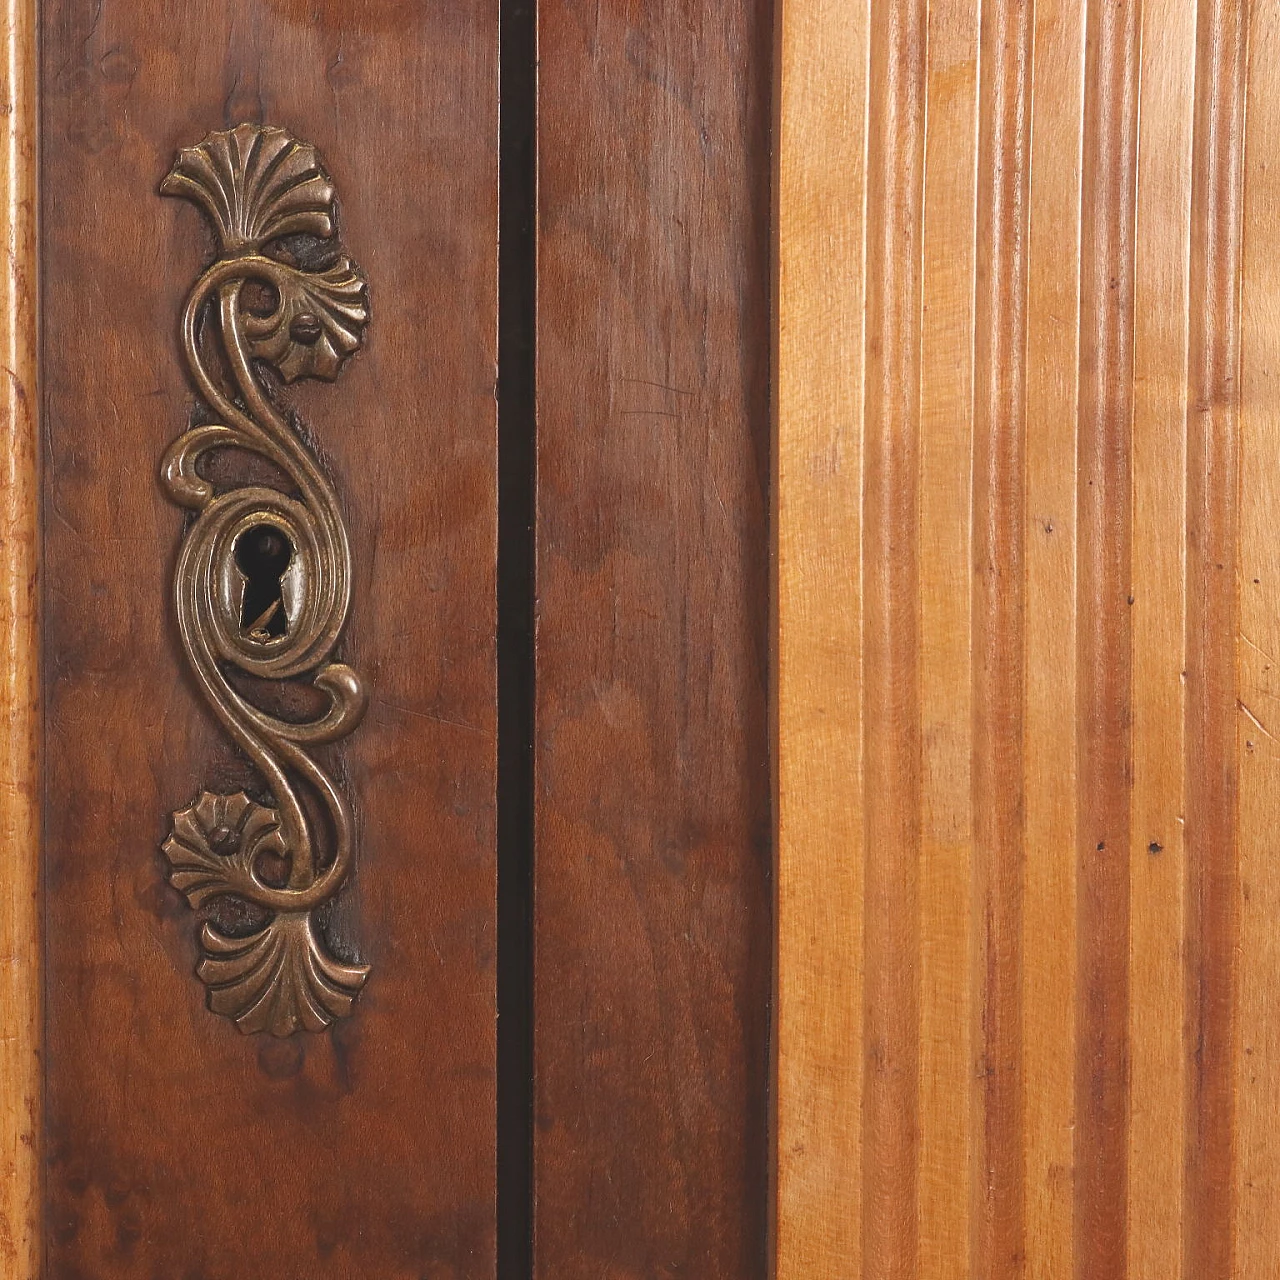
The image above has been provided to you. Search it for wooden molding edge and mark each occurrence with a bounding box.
[0,0,40,1274]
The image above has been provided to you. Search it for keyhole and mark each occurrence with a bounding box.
[235,524,293,642]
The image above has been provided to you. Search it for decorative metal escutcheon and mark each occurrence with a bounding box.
[158,124,370,1036]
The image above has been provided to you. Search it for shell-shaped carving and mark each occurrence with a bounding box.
[162,791,286,908]
[242,257,369,382]
[197,912,370,1036]
[161,123,337,253]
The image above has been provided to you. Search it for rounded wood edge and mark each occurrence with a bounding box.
[0,0,40,1275]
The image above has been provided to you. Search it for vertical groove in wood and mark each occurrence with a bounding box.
[1127,0,1196,1276]
[971,0,1033,1272]
[778,0,1273,1274]
[774,0,870,1273]
[1074,0,1141,1271]
[1235,6,1280,1274]
[917,1,978,1274]
[861,0,926,1274]
[0,2,39,1276]
[1236,5,1280,1274]
[1022,3,1086,1276]
[1184,2,1248,1276]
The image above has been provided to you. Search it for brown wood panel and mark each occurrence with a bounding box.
[534,1,773,1275]
[776,0,1275,1276]
[40,3,497,1276]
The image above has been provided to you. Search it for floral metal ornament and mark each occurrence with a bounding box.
[159,124,370,1036]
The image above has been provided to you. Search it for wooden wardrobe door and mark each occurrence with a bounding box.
[38,3,498,1276]
[776,0,1280,1277]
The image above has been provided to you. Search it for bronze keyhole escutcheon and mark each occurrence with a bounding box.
[159,123,372,1037]
[235,524,293,641]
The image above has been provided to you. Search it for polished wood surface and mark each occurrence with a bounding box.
[1237,9,1280,1271]
[774,2,867,1271]
[40,3,497,1274]
[0,2,40,1276]
[535,1,773,1275]
[776,0,1277,1276]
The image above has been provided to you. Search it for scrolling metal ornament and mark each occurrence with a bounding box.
[158,125,370,1036]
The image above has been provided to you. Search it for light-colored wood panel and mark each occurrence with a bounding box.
[971,1,1032,1272]
[1075,1,1141,1270]
[1128,2,1195,1276]
[776,0,1274,1276]
[917,3,977,1275]
[1021,3,1085,1277]
[860,0,926,1272]
[0,2,39,1276]
[774,0,868,1274]
[1236,2,1280,1273]
[1184,2,1248,1274]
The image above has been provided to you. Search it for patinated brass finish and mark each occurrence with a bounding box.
[159,124,370,1036]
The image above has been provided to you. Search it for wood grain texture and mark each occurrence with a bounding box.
[0,1,40,1276]
[1237,4,1280,1273]
[971,1,1031,1271]
[534,1,772,1276]
[1075,1,1140,1270]
[1128,2,1195,1276]
[774,0,867,1273]
[776,0,1274,1275]
[40,3,497,1275]
[860,1,925,1274]
[1022,4,1084,1274]
[918,3,977,1274]
[1184,3,1248,1275]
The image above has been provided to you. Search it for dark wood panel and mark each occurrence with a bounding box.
[534,2,773,1275]
[41,3,497,1276]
